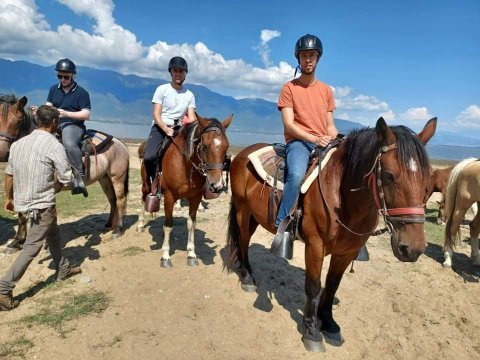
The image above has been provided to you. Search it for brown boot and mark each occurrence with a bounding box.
[56,266,82,281]
[0,292,19,311]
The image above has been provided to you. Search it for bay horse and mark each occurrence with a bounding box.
[0,95,130,246]
[427,165,453,224]
[442,158,480,268]
[226,117,436,352]
[137,114,232,267]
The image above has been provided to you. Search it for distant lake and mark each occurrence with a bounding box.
[88,121,480,162]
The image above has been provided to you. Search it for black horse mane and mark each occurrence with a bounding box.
[342,125,431,181]
[180,118,225,159]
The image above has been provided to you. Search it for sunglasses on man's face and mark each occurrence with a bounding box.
[57,74,71,80]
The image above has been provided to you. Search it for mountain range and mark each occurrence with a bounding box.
[0,58,477,146]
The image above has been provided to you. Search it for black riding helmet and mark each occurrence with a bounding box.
[55,58,77,74]
[168,56,188,73]
[294,34,323,61]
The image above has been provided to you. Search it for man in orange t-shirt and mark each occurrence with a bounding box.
[271,34,338,259]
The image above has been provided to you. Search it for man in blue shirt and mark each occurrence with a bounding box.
[46,58,91,197]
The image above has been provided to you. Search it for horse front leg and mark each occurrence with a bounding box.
[5,213,28,254]
[186,195,202,266]
[302,241,326,353]
[161,193,175,268]
[318,252,354,347]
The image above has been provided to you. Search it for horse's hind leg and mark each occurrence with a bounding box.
[110,172,128,239]
[469,210,480,265]
[443,210,466,268]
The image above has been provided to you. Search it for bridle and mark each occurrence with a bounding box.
[364,143,425,235]
[193,125,227,176]
[319,142,425,237]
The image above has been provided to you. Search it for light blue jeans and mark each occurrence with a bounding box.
[275,140,316,227]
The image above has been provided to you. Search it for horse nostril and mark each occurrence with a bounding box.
[399,245,410,258]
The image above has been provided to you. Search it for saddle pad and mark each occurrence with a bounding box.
[82,129,113,155]
[248,145,336,193]
[248,145,286,190]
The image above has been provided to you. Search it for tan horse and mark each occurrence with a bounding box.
[0,95,130,252]
[442,158,480,268]
[137,114,232,267]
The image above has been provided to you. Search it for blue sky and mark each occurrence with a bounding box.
[1,0,479,134]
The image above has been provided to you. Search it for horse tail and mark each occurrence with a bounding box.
[225,201,241,272]
[444,158,476,250]
[138,141,146,159]
[124,164,129,197]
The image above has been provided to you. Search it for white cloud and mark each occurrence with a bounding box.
[332,86,352,98]
[399,107,433,121]
[379,110,396,121]
[336,94,389,112]
[0,1,292,101]
[455,105,480,128]
[257,29,281,68]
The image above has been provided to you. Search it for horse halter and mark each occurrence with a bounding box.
[366,143,425,233]
[194,125,227,176]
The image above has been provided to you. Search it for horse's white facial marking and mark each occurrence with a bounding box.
[213,138,221,148]
[408,157,418,173]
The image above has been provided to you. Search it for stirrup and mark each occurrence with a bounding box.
[271,218,294,260]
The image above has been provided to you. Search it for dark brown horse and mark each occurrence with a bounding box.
[0,95,130,246]
[226,117,436,352]
[137,114,232,267]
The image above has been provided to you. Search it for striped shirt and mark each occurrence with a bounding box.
[5,129,73,212]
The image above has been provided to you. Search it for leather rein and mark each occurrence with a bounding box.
[319,142,425,237]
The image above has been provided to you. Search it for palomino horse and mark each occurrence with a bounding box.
[0,95,130,245]
[226,117,436,352]
[442,158,480,268]
[137,114,232,267]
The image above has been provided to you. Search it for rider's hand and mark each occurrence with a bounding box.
[30,106,38,114]
[58,109,67,118]
[164,127,174,137]
[4,199,14,213]
[314,135,332,147]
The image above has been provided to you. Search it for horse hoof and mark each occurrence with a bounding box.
[160,258,172,268]
[111,232,122,240]
[442,261,452,268]
[321,330,344,347]
[136,226,145,233]
[187,256,198,267]
[302,337,326,353]
[240,283,257,292]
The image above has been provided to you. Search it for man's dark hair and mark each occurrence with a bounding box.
[36,105,59,127]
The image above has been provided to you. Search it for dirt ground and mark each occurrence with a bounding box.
[0,143,479,360]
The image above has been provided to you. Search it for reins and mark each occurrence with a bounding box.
[318,142,425,237]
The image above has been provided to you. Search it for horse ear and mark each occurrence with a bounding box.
[417,117,437,145]
[18,96,28,108]
[196,113,209,128]
[222,114,233,129]
[375,117,395,145]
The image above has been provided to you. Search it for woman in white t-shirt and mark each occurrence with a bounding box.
[144,56,196,187]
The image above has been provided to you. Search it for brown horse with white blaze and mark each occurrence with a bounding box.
[226,117,436,352]
[137,114,232,267]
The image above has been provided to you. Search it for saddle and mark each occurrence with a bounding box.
[81,129,113,155]
[248,139,341,227]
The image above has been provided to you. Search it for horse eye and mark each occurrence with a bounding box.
[382,172,395,184]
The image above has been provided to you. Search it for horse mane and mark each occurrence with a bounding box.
[180,118,225,159]
[342,125,431,183]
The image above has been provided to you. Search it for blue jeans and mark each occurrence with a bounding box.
[275,140,316,227]
[61,123,86,176]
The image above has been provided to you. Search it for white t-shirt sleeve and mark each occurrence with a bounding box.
[152,85,166,104]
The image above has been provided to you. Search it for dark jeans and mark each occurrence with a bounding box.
[0,206,70,295]
[144,124,167,183]
[61,123,86,176]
